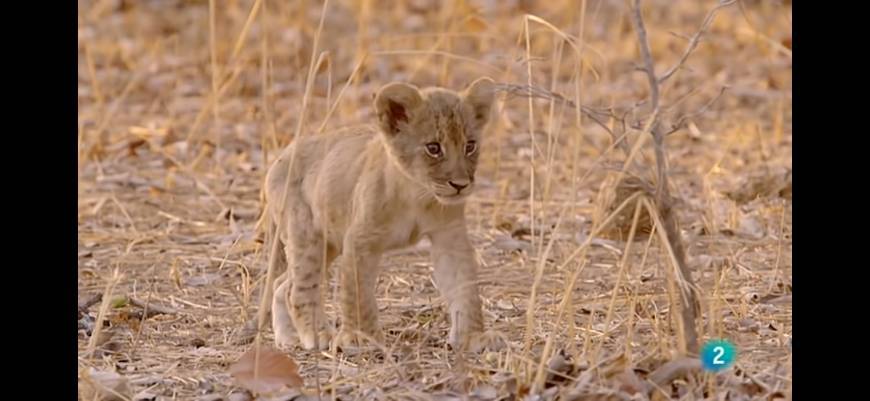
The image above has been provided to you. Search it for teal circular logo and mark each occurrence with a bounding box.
[700,339,736,372]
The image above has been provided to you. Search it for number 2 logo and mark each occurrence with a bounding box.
[701,340,736,372]
[712,346,725,365]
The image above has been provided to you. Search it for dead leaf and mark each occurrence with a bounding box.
[79,368,131,401]
[133,390,159,401]
[493,235,531,253]
[228,391,254,401]
[186,273,223,287]
[511,227,532,238]
[407,0,436,13]
[464,15,489,32]
[79,312,96,335]
[470,384,498,400]
[768,391,787,400]
[595,175,654,241]
[234,320,258,345]
[687,121,704,140]
[738,317,760,333]
[491,372,518,396]
[229,346,304,395]
[495,218,516,232]
[79,293,103,310]
[545,350,575,386]
[599,353,631,378]
[128,138,147,157]
[647,357,700,388]
[540,386,560,400]
[431,393,462,401]
[761,294,792,305]
[737,215,765,240]
[740,381,765,397]
[129,296,179,315]
[725,168,791,204]
[612,369,647,395]
[92,328,117,348]
[129,124,169,139]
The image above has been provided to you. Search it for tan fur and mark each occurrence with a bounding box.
[262,77,498,351]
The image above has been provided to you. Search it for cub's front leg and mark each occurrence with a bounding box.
[429,222,485,349]
[334,234,385,349]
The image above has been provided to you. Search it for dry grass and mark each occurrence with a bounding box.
[77,0,792,399]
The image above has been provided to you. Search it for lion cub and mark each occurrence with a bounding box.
[263,77,497,351]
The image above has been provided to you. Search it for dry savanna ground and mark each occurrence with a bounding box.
[77,0,792,400]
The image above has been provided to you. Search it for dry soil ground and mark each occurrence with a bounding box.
[77,0,792,400]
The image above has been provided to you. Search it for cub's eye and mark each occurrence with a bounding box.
[465,140,477,155]
[425,142,443,157]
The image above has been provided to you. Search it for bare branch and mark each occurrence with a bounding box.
[629,0,660,111]
[494,82,618,139]
[658,0,737,84]
[666,85,729,136]
[668,31,693,42]
[79,293,103,310]
[628,0,666,198]
[625,0,737,355]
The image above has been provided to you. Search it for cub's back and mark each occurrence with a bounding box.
[264,125,378,221]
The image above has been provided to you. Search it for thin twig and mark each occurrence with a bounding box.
[129,296,180,316]
[665,85,729,136]
[629,0,659,112]
[79,293,103,311]
[86,268,122,358]
[658,0,737,84]
[494,82,616,138]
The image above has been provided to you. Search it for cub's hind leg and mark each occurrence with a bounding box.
[266,221,298,349]
[271,271,298,348]
[284,199,337,350]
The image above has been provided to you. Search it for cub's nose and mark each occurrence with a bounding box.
[448,179,470,192]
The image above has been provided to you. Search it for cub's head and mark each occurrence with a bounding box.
[374,77,496,205]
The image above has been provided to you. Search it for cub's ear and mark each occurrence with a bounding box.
[463,77,497,129]
[374,82,424,136]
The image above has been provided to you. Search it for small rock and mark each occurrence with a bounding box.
[492,235,531,253]
[471,384,498,400]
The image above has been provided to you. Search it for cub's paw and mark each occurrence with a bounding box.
[297,324,334,351]
[273,323,300,350]
[331,327,383,353]
[454,330,508,353]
